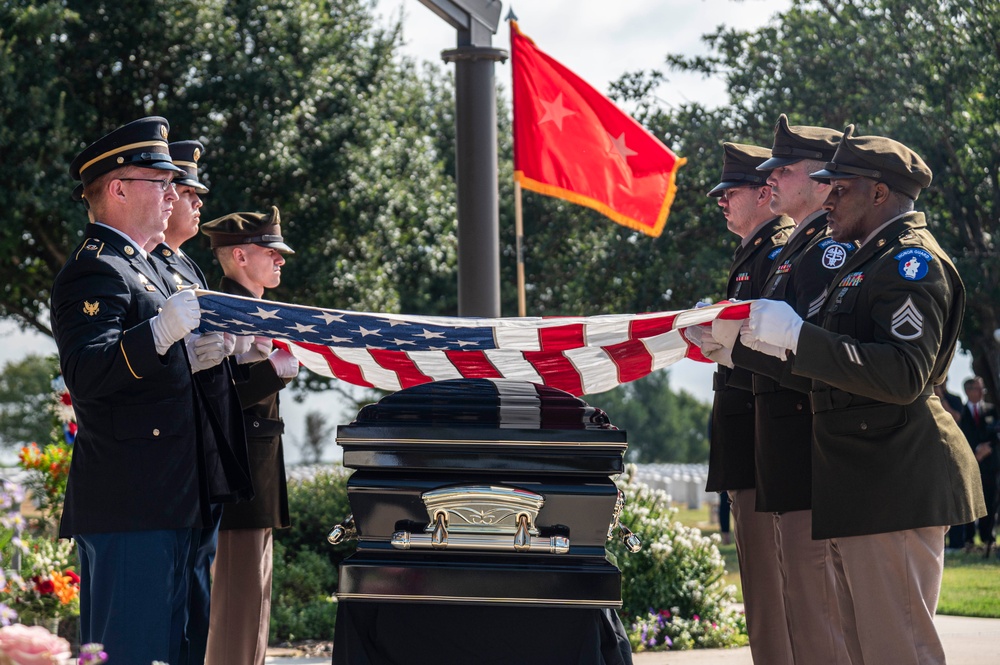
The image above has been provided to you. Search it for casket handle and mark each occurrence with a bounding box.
[327,514,358,545]
[617,523,642,553]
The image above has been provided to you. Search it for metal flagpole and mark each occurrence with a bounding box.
[515,180,526,317]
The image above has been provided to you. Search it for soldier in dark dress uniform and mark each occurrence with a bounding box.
[715,117,853,664]
[741,127,986,664]
[147,140,253,665]
[201,207,299,665]
[687,142,795,664]
[52,117,232,664]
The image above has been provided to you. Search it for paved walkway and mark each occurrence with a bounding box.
[265,614,1000,664]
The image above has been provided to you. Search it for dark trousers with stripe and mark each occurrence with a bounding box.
[77,528,196,665]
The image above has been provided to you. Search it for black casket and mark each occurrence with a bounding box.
[330,378,634,609]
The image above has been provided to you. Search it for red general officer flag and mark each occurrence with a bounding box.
[511,21,686,238]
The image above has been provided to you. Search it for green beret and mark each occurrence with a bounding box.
[69,117,184,201]
[169,140,209,194]
[708,143,773,197]
[201,205,294,254]
[758,114,843,170]
[809,125,932,199]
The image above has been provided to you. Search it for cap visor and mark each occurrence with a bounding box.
[145,160,187,175]
[71,183,85,201]
[261,241,295,254]
[174,177,210,194]
[757,156,800,170]
[808,167,859,183]
[707,181,745,197]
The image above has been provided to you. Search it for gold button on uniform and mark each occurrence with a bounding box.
[153,428,160,437]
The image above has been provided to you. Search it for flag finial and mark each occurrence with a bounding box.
[505,6,518,22]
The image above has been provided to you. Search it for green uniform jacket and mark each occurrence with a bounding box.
[705,215,793,493]
[218,277,292,530]
[790,212,985,538]
[731,213,858,512]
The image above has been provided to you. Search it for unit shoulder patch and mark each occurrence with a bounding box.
[894,248,933,281]
[767,247,783,260]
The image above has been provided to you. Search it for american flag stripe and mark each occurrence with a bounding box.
[196,290,751,396]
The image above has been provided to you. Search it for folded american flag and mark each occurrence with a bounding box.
[195,290,749,396]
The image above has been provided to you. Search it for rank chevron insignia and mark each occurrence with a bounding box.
[890,297,924,340]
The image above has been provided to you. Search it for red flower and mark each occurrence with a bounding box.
[60,392,72,406]
[35,579,55,595]
[64,570,80,584]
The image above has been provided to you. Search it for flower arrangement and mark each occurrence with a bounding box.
[16,446,70,530]
[1,538,80,627]
[608,464,747,651]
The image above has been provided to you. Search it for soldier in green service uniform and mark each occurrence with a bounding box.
[740,126,985,665]
[688,142,795,664]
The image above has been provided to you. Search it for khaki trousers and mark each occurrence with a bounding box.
[773,510,851,664]
[729,488,793,665]
[205,528,273,665]
[830,526,948,665]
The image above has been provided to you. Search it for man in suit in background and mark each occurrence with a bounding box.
[961,376,998,556]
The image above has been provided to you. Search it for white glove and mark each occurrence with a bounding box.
[151,289,201,355]
[711,318,742,350]
[268,348,300,379]
[693,300,712,309]
[235,336,273,364]
[743,299,803,353]
[231,335,254,357]
[186,332,228,373]
[682,325,708,349]
[702,331,734,368]
[221,333,237,357]
[740,320,788,360]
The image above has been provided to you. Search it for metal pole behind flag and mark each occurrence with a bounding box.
[515,179,526,317]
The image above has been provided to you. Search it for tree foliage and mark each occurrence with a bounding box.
[0,0,459,338]
[589,371,710,463]
[0,354,60,449]
[616,0,1000,393]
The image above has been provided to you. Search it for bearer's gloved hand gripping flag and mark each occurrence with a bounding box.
[511,20,685,237]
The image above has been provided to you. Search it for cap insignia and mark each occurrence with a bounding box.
[160,125,169,140]
[83,301,100,317]
[193,148,201,162]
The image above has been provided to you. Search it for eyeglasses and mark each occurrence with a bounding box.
[719,187,752,201]
[118,178,175,192]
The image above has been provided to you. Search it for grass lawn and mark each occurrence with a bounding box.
[674,502,1000,617]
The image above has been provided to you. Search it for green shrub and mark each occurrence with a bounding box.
[270,466,356,643]
[608,464,747,651]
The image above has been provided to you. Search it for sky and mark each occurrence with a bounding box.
[1,0,975,462]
